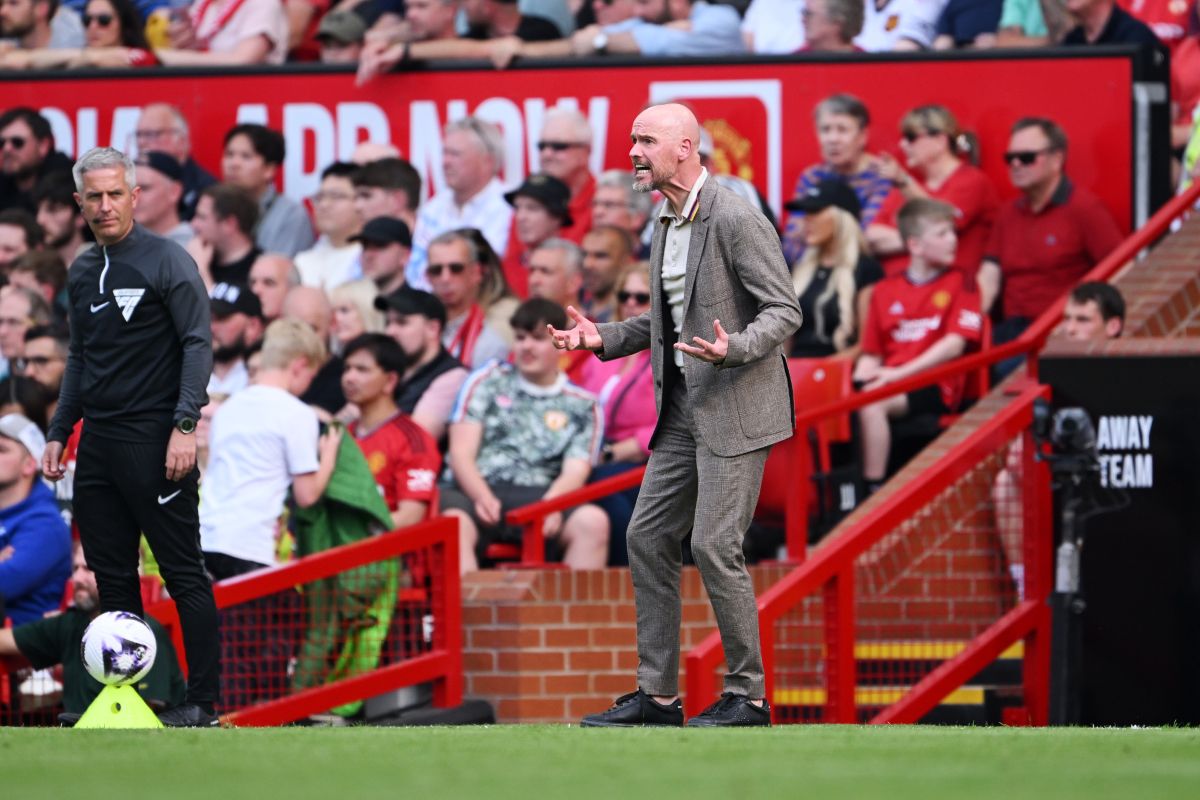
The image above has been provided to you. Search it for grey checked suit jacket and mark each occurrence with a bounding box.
[595,179,803,458]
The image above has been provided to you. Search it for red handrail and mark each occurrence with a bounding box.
[147,517,462,727]
[684,378,1053,719]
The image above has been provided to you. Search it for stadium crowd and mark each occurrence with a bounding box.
[0,0,1186,721]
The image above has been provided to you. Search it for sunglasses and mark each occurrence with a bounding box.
[426,262,467,278]
[537,141,585,152]
[83,13,115,26]
[0,136,27,150]
[617,291,651,305]
[1004,149,1052,166]
[901,130,940,144]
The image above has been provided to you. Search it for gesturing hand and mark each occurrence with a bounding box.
[548,306,603,352]
[675,319,729,364]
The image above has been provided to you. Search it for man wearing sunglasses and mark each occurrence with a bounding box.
[426,230,509,369]
[977,117,1121,373]
[0,107,73,215]
[534,109,597,243]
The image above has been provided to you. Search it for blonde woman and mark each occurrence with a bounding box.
[869,104,998,277]
[328,279,385,355]
[784,180,883,359]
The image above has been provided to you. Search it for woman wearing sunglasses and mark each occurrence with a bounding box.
[576,262,656,566]
[784,179,882,361]
[867,105,999,279]
[0,0,157,69]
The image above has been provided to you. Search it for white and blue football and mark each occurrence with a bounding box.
[81,611,157,686]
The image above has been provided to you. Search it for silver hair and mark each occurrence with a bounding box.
[597,169,653,218]
[429,229,481,264]
[533,237,583,277]
[72,147,137,193]
[445,117,505,176]
[541,108,593,148]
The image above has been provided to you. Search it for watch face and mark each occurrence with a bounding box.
[177,418,197,434]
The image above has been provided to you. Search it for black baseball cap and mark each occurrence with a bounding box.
[350,216,412,248]
[374,286,446,325]
[784,179,862,220]
[135,150,184,183]
[504,174,574,227]
[210,281,263,319]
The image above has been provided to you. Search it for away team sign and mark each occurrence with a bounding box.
[2,55,1136,226]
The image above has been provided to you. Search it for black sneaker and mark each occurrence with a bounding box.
[686,693,771,727]
[580,689,684,727]
[157,703,221,728]
[57,712,81,728]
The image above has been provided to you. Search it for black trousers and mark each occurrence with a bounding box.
[74,432,220,708]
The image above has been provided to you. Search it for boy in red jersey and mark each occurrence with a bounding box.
[340,333,441,529]
[854,198,983,493]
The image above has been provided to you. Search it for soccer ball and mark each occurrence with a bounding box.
[81,611,157,686]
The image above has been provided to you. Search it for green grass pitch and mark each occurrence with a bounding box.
[3,725,1198,799]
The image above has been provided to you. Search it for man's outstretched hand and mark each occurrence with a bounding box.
[675,319,729,364]
[548,306,603,352]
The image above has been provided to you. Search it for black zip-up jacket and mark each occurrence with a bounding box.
[47,224,211,444]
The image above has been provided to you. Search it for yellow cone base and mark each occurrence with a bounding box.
[76,684,164,729]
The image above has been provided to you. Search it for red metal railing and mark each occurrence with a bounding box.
[686,378,1053,721]
[149,517,461,727]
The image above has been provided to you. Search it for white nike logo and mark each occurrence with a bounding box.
[157,490,182,505]
[90,301,110,313]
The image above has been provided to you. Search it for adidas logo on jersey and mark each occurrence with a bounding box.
[113,288,145,322]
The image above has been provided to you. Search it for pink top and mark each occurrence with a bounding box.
[579,351,657,456]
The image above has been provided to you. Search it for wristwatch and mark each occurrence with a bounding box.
[176,417,197,435]
[592,32,608,53]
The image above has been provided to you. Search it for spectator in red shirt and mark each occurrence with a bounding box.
[532,108,595,244]
[868,105,999,280]
[341,333,441,529]
[978,117,1123,350]
[500,174,573,297]
[855,198,983,492]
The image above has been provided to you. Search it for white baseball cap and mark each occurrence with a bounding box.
[0,413,46,463]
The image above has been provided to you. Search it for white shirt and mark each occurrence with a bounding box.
[200,385,320,567]
[408,178,514,291]
[660,168,708,368]
[855,0,947,51]
[742,0,805,53]
[194,0,290,65]
[208,359,249,397]
[295,236,363,291]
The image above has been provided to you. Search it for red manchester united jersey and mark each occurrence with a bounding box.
[863,268,983,408]
[349,413,442,512]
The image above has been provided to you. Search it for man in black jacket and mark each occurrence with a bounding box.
[42,147,220,728]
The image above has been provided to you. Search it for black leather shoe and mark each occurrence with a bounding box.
[580,689,684,727]
[157,703,221,728]
[686,693,771,727]
[57,712,81,728]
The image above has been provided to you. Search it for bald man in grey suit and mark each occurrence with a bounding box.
[551,104,802,727]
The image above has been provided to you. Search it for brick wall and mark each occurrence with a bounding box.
[461,565,789,723]
[1113,212,1200,337]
